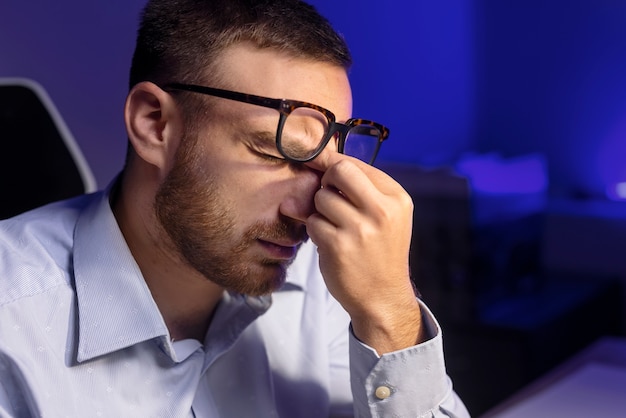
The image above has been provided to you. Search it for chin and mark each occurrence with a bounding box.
[238,263,288,297]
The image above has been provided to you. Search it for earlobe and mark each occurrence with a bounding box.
[124,81,182,170]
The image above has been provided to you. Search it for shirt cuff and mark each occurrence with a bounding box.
[348,299,454,417]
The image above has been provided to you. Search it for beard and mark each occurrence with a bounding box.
[154,132,307,296]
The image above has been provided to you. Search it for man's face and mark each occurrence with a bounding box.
[155,44,352,296]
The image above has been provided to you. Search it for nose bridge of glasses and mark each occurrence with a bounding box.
[323,121,349,155]
[331,120,352,138]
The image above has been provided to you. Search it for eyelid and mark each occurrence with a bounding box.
[261,152,287,163]
[248,132,287,162]
[249,148,288,165]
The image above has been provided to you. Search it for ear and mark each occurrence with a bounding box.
[124,81,183,173]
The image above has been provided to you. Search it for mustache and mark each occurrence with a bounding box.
[246,218,309,243]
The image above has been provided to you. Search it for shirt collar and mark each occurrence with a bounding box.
[73,186,170,362]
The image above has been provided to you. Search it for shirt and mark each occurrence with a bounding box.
[0,188,469,418]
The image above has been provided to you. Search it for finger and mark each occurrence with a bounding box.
[306,152,404,208]
[305,211,337,248]
[321,159,385,210]
[307,150,399,190]
[313,184,359,227]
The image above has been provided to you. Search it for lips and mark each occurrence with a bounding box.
[257,239,301,260]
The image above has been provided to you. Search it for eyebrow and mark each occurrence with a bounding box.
[251,130,277,147]
[278,132,317,158]
[247,130,285,156]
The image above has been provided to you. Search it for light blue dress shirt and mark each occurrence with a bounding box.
[0,189,469,417]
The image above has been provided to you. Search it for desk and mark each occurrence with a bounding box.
[436,276,621,415]
[482,337,626,417]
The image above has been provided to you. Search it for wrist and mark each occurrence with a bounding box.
[350,297,424,354]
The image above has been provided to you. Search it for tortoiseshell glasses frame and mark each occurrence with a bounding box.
[162,82,390,165]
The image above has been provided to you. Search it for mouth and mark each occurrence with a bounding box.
[257,238,302,261]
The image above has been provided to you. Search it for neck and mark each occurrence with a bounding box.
[112,174,224,342]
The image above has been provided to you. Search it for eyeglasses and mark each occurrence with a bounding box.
[162,83,390,165]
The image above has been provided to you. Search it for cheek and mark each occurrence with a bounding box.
[236,177,282,219]
[197,133,292,225]
[224,167,290,222]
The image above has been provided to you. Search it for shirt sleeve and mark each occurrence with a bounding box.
[348,300,470,418]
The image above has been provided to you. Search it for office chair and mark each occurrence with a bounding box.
[0,78,96,219]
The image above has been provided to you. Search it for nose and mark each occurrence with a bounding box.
[278,163,324,225]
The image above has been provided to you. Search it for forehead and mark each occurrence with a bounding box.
[210,43,353,120]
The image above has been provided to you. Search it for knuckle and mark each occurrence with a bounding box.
[330,158,356,177]
[399,191,414,212]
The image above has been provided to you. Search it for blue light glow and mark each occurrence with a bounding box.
[455,153,548,194]
[607,182,626,201]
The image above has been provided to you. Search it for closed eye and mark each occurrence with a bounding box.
[248,131,288,164]
[256,150,287,164]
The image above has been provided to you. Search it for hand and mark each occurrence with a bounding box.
[304,153,425,353]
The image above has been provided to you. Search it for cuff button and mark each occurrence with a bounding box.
[375,385,391,400]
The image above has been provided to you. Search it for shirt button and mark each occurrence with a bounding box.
[375,385,391,400]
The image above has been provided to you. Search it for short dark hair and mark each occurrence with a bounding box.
[129,0,352,89]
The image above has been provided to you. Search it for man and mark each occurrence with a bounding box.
[0,0,469,416]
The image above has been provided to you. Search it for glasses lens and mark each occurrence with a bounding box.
[344,125,382,164]
[280,107,329,161]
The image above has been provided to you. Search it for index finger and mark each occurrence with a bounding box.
[305,151,405,207]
